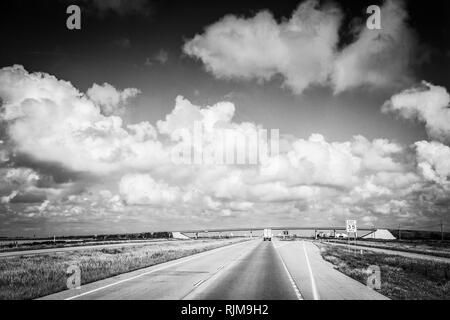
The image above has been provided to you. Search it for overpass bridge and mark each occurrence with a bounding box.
[174,226,377,238]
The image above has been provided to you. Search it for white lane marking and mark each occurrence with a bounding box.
[64,240,254,300]
[303,241,320,300]
[182,240,261,300]
[194,279,205,287]
[274,243,303,300]
[273,242,290,250]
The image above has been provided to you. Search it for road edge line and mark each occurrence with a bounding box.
[63,239,253,300]
[303,241,320,300]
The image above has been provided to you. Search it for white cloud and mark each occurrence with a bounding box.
[382,82,450,142]
[1,65,448,231]
[184,0,342,94]
[351,136,403,172]
[119,174,181,206]
[0,168,40,203]
[87,82,140,116]
[0,65,165,174]
[333,0,415,92]
[415,140,450,185]
[157,95,235,139]
[0,140,10,163]
[38,200,50,213]
[259,134,404,190]
[184,0,416,94]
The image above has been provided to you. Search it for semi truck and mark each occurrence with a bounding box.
[263,228,272,241]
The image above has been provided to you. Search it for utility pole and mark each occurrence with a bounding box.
[398,225,401,241]
[441,219,444,242]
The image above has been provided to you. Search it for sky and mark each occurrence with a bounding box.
[0,0,449,237]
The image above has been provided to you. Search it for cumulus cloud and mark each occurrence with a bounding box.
[184,0,342,94]
[415,140,450,185]
[0,168,40,203]
[87,82,140,116]
[1,65,448,232]
[119,174,180,206]
[259,134,404,190]
[184,0,416,94]
[382,82,450,142]
[0,140,10,163]
[0,65,165,174]
[157,95,235,139]
[332,0,416,92]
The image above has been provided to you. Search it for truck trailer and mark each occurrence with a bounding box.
[263,228,272,241]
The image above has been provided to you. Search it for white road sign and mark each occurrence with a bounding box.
[346,220,357,233]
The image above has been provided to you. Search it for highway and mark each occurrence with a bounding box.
[41,239,388,300]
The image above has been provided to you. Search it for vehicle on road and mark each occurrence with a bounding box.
[317,232,332,239]
[263,229,272,241]
[335,233,349,239]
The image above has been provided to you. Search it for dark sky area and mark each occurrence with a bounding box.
[1,0,448,142]
[0,0,448,85]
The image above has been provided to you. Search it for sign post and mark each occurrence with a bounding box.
[346,220,358,246]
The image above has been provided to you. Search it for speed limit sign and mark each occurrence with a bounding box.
[346,220,357,233]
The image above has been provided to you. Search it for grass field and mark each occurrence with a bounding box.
[322,238,450,259]
[0,238,248,300]
[317,243,450,300]
[0,238,173,253]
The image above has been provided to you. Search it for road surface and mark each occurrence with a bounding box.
[276,241,387,299]
[41,239,387,300]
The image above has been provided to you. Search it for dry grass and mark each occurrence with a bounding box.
[317,243,450,300]
[0,239,172,253]
[323,238,450,259]
[0,238,248,300]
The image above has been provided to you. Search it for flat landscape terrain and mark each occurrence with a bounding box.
[3,237,449,300]
[0,238,248,300]
[318,242,450,300]
[323,238,450,259]
[41,239,387,300]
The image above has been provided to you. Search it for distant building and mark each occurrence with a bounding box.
[362,229,396,240]
[172,232,191,240]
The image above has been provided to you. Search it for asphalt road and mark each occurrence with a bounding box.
[41,239,388,300]
[277,241,388,300]
[184,240,301,300]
